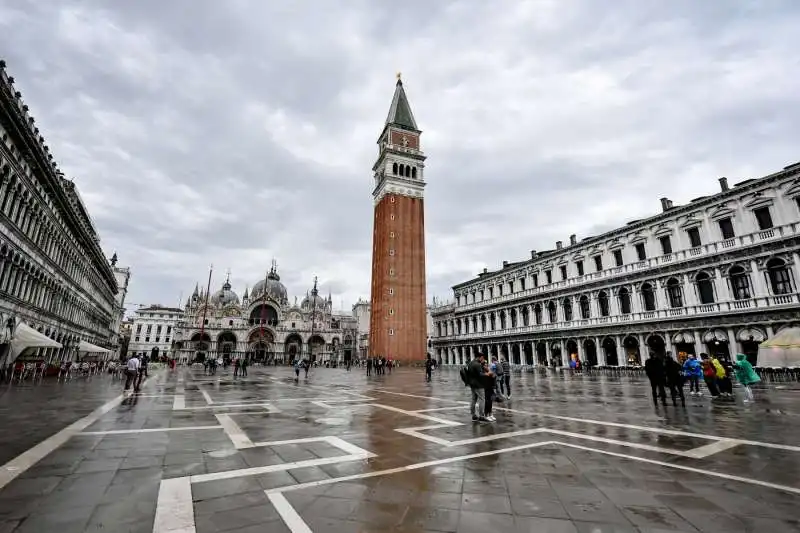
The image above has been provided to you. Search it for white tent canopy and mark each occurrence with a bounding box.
[9,322,62,362]
[78,340,111,354]
[757,327,800,367]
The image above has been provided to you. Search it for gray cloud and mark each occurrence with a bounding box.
[1,0,798,312]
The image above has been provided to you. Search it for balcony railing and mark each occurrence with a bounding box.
[455,222,798,312]
[432,293,800,341]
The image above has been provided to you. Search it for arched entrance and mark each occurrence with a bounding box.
[703,329,730,362]
[190,332,211,363]
[671,332,695,362]
[536,342,547,366]
[308,335,325,362]
[284,333,303,362]
[248,329,274,363]
[500,344,509,362]
[523,343,534,366]
[737,327,766,366]
[511,343,521,365]
[550,342,562,367]
[622,336,640,366]
[343,336,353,362]
[150,346,160,361]
[217,331,237,364]
[602,337,618,366]
[249,304,278,326]
[565,339,579,365]
[646,334,666,358]
[583,339,597,366]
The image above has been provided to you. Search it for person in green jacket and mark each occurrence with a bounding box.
[733,353,760,403]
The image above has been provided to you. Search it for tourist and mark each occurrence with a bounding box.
[366,357,373,376]
[644,352,667,406]
[712,355,732,397]
[701,356,720,398]
[467,353,488,422]
[240,357,248,377]
[733,353,760,403]
[483,357,497,421]
[683,354,703,396]
[664,352,685,407]
[293,359,301,381]
[501,356,511,399]
[124,355,140,392]
[233,358,240,378]
[425,354,433,382]
[493,356,506,400]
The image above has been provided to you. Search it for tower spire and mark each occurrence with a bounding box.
[385,74,418,131]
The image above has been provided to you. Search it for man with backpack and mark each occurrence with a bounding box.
[461,352,490,422]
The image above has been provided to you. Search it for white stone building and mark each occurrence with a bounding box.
[173,266,359,364]
[0,60,119,365]
[128,305,183,360]
[432,163,800,367]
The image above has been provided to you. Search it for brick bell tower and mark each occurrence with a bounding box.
[369,74,427,363]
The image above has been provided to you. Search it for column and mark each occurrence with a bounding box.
[617,335,625,366]
[749,260,768,298]
[692,330,703,357]
[577,339,585,363]
[518,342,524,366]
[792,253,800,294]
[726,327,738,357]
[559,338,568,367]
[638,333,647,363]
[683,274,698,307]
[595,336,606,366]
[544,340,551,366]
[713,267,730,301]
[665,333,675,357]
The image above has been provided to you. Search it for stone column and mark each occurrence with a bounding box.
[577,339,585,363]
[692,330,703,357]
[749,260,768,298]
[595,336,606,366]
[560,338,568,367]
[713,267,730,301]
[518,342,524,366]
[726,327,738,357]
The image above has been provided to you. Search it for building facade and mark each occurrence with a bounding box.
[128,305,183,360]
[110,256,131,357]
[0,60,119,365]
[173,266,359,364]
[432,164,800,367]
[369,76,428,362]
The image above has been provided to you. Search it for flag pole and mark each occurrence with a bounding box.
[198,264,213,360]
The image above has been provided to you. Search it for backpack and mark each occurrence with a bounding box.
[459,366,470,386]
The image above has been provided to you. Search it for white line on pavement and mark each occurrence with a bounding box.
[153,477,195,533]
[215,414,254,449]
[268,492,313,533]
[80,426,220,436]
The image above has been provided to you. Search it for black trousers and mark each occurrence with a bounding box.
[650,381,667,404]
[484,387,494,415]
[668,379,685,405]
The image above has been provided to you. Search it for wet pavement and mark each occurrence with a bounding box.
[0,365,798,532]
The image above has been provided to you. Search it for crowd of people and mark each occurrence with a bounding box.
[645,351,761,406]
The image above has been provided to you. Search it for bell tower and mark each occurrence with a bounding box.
[369,74,427,363]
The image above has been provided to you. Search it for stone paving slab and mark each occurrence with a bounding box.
[0,365,797,532]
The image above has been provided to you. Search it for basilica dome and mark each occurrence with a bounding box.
[302,292,327,311]
[210,280,240,306]
[251,268,288,303]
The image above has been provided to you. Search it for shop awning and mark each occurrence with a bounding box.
[10,322,62,360]
[78,340,111,354]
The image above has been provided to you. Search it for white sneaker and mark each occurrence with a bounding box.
[486,415,496,422]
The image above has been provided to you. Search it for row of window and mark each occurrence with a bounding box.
[0,159,111,303]
[460,204,792,305]
[134,336,171,343]
[135,324,173,335]
[391,163,418,179]
[440,259,795,335]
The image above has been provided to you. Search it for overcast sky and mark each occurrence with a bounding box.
[1,1,798,313]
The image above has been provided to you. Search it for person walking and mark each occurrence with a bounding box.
[712,355,732,397]
[701,356,720,398]
[233,358,240,378]
[366,357,373,377]
[501,356,511,399]
[682,354,703,396]
[240,356,248,377]
[644,352,667,406]
[664,352,685,407]
[467,353,489,422]
[293,359,301,381]
[493,357,506,400]
[425,355,433,382]
[733,353,760,403]
[483,357,497,421]
[124,355,140,392]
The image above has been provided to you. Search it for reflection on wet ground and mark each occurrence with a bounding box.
[0,365,798,532]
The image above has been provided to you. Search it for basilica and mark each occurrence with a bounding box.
[172,264,358,364]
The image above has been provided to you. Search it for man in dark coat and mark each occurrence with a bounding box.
[663,351,686,407]
[644,352,667,406]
